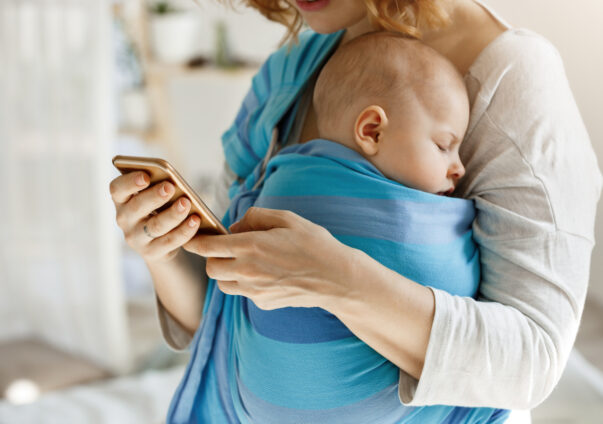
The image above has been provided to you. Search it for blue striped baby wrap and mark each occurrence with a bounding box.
[166,142,509,423]
[166,30,509,423]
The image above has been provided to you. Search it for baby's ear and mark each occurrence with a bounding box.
[353,105,388,156]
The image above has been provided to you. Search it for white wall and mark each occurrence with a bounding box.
[482,0,603,302]
[164,0,287,62]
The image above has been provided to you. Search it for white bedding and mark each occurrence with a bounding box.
[0,366,185,424]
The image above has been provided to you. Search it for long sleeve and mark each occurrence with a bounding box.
[398,29,602,409]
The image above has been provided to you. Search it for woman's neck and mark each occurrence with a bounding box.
[339,0,505,74]
[340,0,466,45]
[422,0,508,74]
[340,17,377,46]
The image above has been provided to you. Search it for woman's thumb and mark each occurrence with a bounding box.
[229,207,293,233]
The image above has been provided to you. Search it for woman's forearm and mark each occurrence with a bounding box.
[146,248,207,336]
[327,248,436,380]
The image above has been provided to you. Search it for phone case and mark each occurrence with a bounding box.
[112,155,228,235]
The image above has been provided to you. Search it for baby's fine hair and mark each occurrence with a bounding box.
[313,31,467,130]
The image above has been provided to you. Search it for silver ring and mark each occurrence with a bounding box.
[143,224,154,239]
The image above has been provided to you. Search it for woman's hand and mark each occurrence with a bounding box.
[109,171,201,263]
[183,207,360,311]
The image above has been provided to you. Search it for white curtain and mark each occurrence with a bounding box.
[0,0,130,374]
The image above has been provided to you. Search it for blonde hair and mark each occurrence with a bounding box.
[211,0,450,43]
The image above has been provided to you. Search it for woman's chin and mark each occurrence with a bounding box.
[303,19,347,34]
[293,0,367,35]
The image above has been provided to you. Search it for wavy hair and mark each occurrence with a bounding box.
[209,0,449,43]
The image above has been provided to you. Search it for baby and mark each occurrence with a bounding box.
[313,30,469,195]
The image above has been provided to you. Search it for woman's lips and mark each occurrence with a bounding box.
[296,0,330,12]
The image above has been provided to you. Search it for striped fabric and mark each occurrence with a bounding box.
[166,30,510,423]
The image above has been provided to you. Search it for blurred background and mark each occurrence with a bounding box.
[0,0,601,423]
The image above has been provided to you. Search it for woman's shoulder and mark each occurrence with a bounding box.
[460,28,602,241]
[465,28,585,146]
[468,28,563,80]
[466,28,566,114]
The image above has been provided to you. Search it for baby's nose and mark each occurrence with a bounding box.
[449,160,465,180]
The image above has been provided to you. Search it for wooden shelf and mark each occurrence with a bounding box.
[114,0,257,171]
[144,61,258,78]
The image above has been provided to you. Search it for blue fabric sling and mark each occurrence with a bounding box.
[166,30,510,424]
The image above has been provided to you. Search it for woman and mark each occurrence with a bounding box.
[109,0,602,422]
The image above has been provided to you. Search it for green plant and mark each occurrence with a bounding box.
[149,1,178,14]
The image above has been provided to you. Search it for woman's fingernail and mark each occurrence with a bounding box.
[136,173,148,186]
[160,183,172,197]
[188,216,199,227]
[177,198,187,212]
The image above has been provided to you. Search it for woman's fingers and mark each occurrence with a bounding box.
[216,280,242,296]
[141,197,192,239]
[144,214,201,260]
[110,171,204,263]
[206,257,240,281]
[183,230,271,258]
[185,207,303,259]
[109,171,150,204]
[186,207,315,258]
[229,207,303,233]
[183,233,239,258]
[118,181,175,228]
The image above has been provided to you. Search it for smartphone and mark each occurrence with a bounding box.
[112,155,228,235]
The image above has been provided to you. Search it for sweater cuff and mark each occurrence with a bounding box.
[398,287,452,406]
[155,294,193,352]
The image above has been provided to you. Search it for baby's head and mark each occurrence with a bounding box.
[314,32,470,195]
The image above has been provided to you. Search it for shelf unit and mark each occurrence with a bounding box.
[113,1,257,171]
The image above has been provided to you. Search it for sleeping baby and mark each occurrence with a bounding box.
[313,30,469,197]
